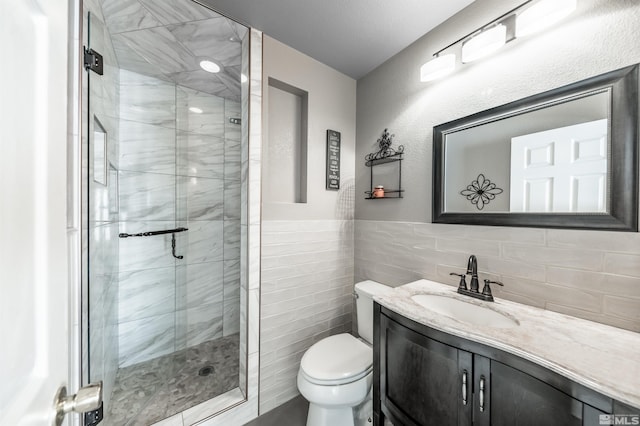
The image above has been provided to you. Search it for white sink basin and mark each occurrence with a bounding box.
[411,294,520,328]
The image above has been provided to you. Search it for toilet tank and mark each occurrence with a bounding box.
[355,280,393,344]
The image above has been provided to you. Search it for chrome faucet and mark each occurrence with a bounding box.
[466,255,479,293]
[449,254,504,302]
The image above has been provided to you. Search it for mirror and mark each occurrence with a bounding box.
[433,64,639,231]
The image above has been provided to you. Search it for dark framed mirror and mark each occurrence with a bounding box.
[433,64,639,231]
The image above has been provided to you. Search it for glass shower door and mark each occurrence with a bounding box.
[84,0,248,424]
[84,9,121,423]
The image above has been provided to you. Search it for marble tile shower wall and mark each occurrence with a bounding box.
[117,69,241,367]
[260,220,354,413]
[84,4,120,412]
[355,220,640,332]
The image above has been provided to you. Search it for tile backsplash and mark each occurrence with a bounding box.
[260,220,354,413]
[355,220,640,332]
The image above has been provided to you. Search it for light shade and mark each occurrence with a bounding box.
[461,24,507,63]
[420,54,456,82]
[199,60,220,73]
[516,0,577,37]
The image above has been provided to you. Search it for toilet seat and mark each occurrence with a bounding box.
[300,333,372,386]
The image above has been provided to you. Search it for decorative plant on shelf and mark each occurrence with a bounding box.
[460,174,503,210]
[365,128,404,162]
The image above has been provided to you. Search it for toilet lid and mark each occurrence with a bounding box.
[300,333,372,383]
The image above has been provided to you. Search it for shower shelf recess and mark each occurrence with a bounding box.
[365,153,404,200]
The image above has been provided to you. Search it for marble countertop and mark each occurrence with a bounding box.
[374,279,640,409]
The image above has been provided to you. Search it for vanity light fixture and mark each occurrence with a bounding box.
[516,0,577,37]
[199,60,220,73]
[420,54,456,82]
[419,0,578,82]
[461,24,507,63]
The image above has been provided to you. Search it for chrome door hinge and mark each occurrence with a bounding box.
[84,47,103,75]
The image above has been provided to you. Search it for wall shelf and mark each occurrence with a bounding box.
[365,129,405,200]
[365,153,403,200]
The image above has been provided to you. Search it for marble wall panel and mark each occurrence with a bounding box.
[167,18,243,67]
[223,260,241,300]
[112,36,166,80]
[118,267,175,322]
[119,170,175,221]
[176,86,225,136]
[183,220,225,264]
[182,176,225,221]
[223,180,241,220]
[119,312,175,367]
[169,70,233,100]
[224,138,241,182]
[138,0,218,26]
[177,132,225,179]
[176,261,224,310]
[119,120,176,174]
[223,297,241,337]
[119,69,176,127]
[224,220,241,261]
[119,221,176,272]
[176,302,224,349]
[115,26,199,75]
[224,100,241,142]
[100,0,161,34]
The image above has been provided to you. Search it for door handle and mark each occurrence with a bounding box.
[462,370,468,405]
[54,382,102,426]
[479,376,486,412]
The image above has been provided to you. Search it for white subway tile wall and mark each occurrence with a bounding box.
[259,220,355,413]
[355,221,640,332]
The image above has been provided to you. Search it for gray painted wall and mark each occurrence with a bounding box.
[356,0,640,222]
[355,0,640,331]
[263,36,357,220]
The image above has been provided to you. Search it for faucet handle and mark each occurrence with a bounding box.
[450,272,468,291]
[482,279,504,298]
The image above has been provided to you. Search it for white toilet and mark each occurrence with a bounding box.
[297,280,392,426]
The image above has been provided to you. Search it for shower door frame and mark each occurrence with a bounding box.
[72,0,263,423]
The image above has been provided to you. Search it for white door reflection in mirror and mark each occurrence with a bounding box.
[510,119,608,212]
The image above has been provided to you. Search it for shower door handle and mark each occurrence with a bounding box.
[54,382,103,425]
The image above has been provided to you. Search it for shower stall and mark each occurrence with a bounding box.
[82,0,253,424]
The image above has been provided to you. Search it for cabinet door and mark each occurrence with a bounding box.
[380,315,472,426]
[488,360,583,426]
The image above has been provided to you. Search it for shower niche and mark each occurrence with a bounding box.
[82,1,252,424]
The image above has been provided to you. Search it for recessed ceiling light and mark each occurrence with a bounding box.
[200,60,220,73]
[189,107,203,114]
[241,74,248,83]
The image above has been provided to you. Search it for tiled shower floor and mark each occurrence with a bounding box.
[105,334,240,426]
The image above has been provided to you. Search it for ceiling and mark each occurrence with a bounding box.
[99,0,247,100]
[200,0,476,79]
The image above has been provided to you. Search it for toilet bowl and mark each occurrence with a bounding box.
[297,281,393,426]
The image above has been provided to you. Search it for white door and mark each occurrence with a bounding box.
[0,0,72,424]
[510,119,608,212]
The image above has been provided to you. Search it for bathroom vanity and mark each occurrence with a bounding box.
[373,279,640,426]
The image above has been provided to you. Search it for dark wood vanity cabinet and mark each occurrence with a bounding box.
[373,304,623,426]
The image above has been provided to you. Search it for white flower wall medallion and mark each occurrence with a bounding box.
[460,174,504,210]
